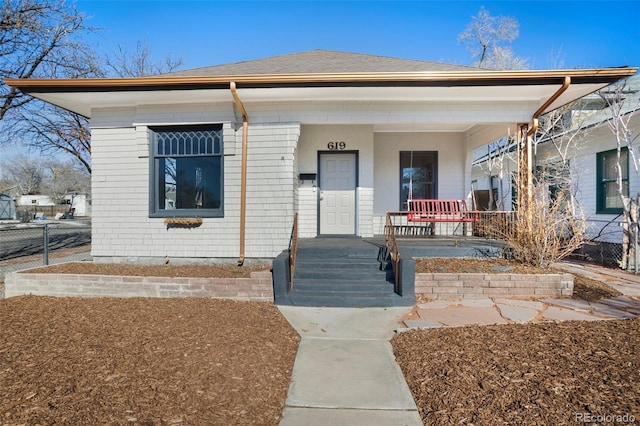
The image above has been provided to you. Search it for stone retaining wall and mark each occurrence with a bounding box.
[4,270,274,302]
[415,272,574,299]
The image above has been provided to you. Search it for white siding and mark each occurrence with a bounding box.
[296,124,375,237]
[90,106,300,261]
[372,132,467,234]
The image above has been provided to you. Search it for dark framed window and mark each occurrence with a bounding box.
[596,148,628,214]
[149,124,223,218]
[400,151,437,210]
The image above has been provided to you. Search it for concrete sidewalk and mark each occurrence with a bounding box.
[277,306,422,426]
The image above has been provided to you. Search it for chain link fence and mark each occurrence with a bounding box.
[570,218,624,268]
[0,222,92,283]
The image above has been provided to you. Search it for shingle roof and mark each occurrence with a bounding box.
[164,49,478,76]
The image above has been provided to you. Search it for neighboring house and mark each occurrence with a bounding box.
[7,50,636,263]
[16,194,55,207]
[471,72,640,262]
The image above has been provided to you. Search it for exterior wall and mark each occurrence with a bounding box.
[90,105,300,261]
[88,100,518,259]
[372,132,467,234]
[536,114,640,244]
[296,124,374,238]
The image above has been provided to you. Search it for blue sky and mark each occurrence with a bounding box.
[78,0,640,71]
[3,0,639,163]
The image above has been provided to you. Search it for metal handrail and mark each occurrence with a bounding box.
[288,213,298,291]
[385,212,401,293]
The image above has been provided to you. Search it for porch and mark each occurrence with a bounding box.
[273,232,507,308]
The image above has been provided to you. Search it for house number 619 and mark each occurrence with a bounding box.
[327,141,346,150]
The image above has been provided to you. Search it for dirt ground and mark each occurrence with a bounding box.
[392,319,640,425]
[0,296,300,425]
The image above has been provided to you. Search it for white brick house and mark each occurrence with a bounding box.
[8,50,636,264]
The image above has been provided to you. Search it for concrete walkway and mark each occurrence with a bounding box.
[277,306,422,425]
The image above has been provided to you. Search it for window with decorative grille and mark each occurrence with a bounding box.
[149,124,224,218]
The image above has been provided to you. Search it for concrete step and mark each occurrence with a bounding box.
[294,259,379,270]
[288,292,415,308]
[294,268,388,281]
[293,279,393,293]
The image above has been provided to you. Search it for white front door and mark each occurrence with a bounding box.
[319,153,356,235]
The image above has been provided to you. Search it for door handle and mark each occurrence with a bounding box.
[319,191,324,201]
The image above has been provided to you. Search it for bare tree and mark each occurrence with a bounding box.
[458,6,529,70]
[0,153,89,199]
[10,102,92,172]
[40,158,90,203]
[5,35,184,173]
[105,39,183,77]
[532,100,593,214]
[0,153,45,194]
[0,0,100,120]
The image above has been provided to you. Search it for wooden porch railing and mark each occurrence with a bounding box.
[288,213,298,291]
[473,211,516,238]
[385,210,516,240]
[385,212,401,293]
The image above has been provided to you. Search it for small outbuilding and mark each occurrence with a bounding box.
[0,193,16,220]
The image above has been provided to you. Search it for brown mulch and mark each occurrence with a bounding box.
[24,262,270,279]
[0,296,300,425]
[2,258,632,425]
[416,257,558,274]
[572,274,623,302]
[392,319,640,425]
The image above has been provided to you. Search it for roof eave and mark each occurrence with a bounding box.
[5,67,637,92]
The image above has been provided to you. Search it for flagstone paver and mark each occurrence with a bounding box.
[494,298,545,310]
[496,303,540,323]
[540,298,593,311]
[542,306,603,322]
[457,299,495,308]
[417,306,508,327]
[589,302,637,319]
[417,300,458,309]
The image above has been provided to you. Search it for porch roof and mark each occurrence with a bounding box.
[6,50,637,123]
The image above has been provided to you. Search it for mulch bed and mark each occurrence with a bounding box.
[2,258,633,424]
[0,296,300,425]
[392,319,640,425]
[23,262,270,279]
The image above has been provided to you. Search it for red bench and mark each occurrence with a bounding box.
[407,199,478,223]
